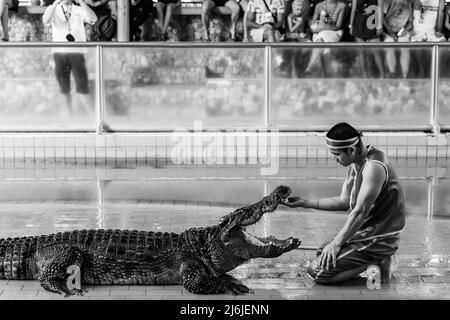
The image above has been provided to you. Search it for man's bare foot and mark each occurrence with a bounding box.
[379,256,393,283]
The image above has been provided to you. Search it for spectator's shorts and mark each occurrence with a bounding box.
[53,53,89,95]
[249,27,281,42]
[157,0,180,4]
[212,0,231,6]
[411,31,446,42]
[312,30,343,42]
[383,32,411,42]
[249,28,266,42]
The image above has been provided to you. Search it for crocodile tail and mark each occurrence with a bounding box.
[0,236,39,280]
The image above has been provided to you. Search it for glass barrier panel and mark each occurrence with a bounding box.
[0,46,97,131]
[438,47,450,128]
[270,46,433,130]
[102,47,265,130]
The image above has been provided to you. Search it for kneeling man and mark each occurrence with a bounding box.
[283,122,406,284]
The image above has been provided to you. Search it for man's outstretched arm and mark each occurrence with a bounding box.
[281,169,353,211]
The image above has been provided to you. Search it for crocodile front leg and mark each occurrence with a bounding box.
[36,244,85,297]
[180,261,252,295]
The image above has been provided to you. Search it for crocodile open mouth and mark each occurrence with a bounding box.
[243,228,300,251]
[240,206,298,249]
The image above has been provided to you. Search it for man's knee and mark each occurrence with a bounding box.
[307,263,318,279]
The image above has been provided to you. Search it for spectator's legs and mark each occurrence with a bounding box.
[0,0,8,41]
[368,38,385,78]
[71,53,92,114]
[305,36,324,75]
[77,94,94,115]
[85,23,94,41]
[397,34,411,78]
[263,28,275,42]
[355,37,368,78]
[385,49,396,74]
[201,0,215,41]
[399,48,410,78]
[319,51,328,78]
[155,2,166,32]
[383,34,396,75]
[411,48,429,78]
[274,29,282,42]
[62,94,73,115]
[225,1,240,40]
[53,53,73,114]
[162,3,180,37]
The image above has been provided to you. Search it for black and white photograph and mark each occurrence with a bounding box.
[0,0,449,313]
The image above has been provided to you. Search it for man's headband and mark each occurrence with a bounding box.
[326,136,360,149]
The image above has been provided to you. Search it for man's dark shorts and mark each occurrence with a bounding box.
[308,236,399,284]
[53,53,89,95]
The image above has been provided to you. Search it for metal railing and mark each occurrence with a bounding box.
[1,42,450,133]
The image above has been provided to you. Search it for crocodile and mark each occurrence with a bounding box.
[0,185,300,296]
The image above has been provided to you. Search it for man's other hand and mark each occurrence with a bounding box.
[318,240,341,271]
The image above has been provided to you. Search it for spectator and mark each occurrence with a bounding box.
[277,0,311,77]
[202,0,242,41]
[305,0,346,76]
[0,0,18,42]
[445,1,450,36]
[382,0,413,78]
[285,0,311,41]
[130,0,153,41]
[43,0,97,115]
[85,0,116,40]
[349,0,384,78]
[155,0,181,41]
[243,0,285,42]
[410,0,445,77]
[86,0,114,17]
[411,0,445,42]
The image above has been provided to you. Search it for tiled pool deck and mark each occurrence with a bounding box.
[0,202,449,300]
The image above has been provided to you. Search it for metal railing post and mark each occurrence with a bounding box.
[430,45,440,135]
[117,0,130,41]
[264,45,271,130]
[97,179,105,229]
[427,177,437,220]
[95,45,104,135]
[263,180,269,237]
